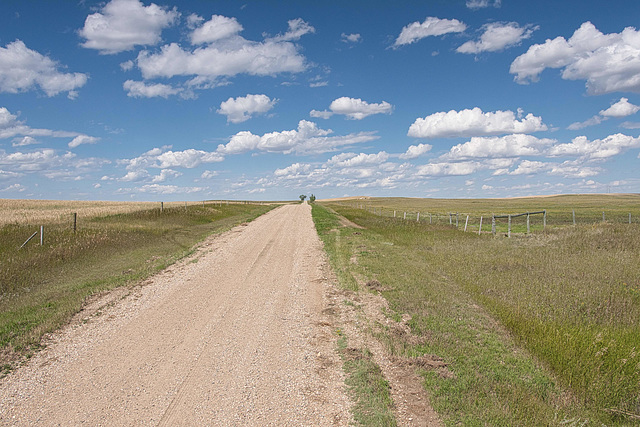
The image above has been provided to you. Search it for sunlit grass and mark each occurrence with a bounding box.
[314,199,640,425]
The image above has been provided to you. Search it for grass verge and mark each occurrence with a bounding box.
[0,203,274,367]
[313,202,639,425]
[312,204,396,425]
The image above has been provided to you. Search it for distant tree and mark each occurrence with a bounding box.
[299,194,307,202]
[309,194,316,203]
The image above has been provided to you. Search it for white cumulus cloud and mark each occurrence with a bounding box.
[417,161,479,176]
[444,134,555,159]
[548,133,640,159]
[457,22,537,54]
[341,33,361,43]
[0,40,87,97]
[269,18,315,42]
[600,97,640,117]
[123,146,224,171]
[510,22,640,94]
[217,120,378,155]
[466,0,501,9]
[69,135,100,148]
[217,94,276,123]
[311,97,393,120]
[190,15,243,44]
[79,0,179,54]
[408,107,547,138]
[326,152,389,167]
[399,143,432,159]
[394,17,466,47]
[123,80,183,98]
[568,97,640,130]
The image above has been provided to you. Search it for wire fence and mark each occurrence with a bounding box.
[337,202,640,237]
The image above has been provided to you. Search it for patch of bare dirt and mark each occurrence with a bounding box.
[323,270,443,426]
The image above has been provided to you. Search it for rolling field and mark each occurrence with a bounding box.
[0,200,274,369]
[314,194,640,425]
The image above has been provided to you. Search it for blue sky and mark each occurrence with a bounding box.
[1,0,640,201]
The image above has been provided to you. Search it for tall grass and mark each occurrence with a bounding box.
[315,200,640,425]
[0,203,274,364]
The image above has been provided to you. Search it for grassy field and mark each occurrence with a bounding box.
[313,195,640,426]
[0,201,274,370]
[337,194,640,233]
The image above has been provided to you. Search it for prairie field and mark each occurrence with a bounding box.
[313,195,640,425]
[0,200,274,368]
[0,199,254,226]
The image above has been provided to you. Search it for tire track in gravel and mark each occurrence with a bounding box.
[0,204,351,426]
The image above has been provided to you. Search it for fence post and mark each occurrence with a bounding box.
[492,214,496,235]
[543,210,547,230]
[73,212,77,233]
[479,216,483,235]
[508,215,511,238]
[603,211,605,222]
[430,213,432,224]
[464,215,469,232]
[160,201,164,212]
[449,213,452,225]
[526,213,530,234]
[572,210,576,226]
[456,213,459,228]
[630,213,632,224]
[403,212,406,220]
[393,210,396,218]
[40,225,44,246]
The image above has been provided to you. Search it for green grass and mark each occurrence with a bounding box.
[312,200,640,425]
[0,203,274,363]
[336,330,397,426]
[344,194,640,233]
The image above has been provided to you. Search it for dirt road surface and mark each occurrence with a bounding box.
[0,204,351,426]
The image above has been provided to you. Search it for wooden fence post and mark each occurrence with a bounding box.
[464,215,469,232]
[40,225,43,246]
[160,201,164,212]
[430,213,432,224]
[492,214,496,235]
[603,211,605,222]
[527,213,530,234]
[479,216,483,235]
[449,213,452,225]
[393,210,396,218]
[73,212,77,233]
[630,213,632,224]
[508,215,511,238]
[543,210,546,230]
[403,212,406,220]
[456,213,459,228]
[417,212,420,222]
[572,210,576,226]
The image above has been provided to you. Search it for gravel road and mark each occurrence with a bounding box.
[0,204,351,426]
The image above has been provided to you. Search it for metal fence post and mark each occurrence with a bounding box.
[572,210,576,226]
[464,215,469,232]
[479,216,483,235]
[492,214,496,235]
[527,213,530,234]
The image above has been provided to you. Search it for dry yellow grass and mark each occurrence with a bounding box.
[0,200,210,226]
